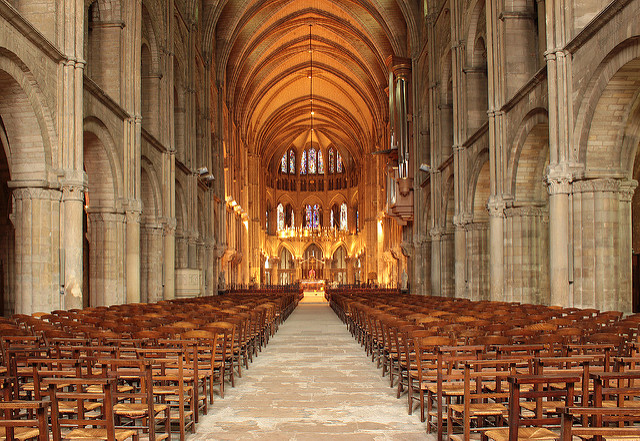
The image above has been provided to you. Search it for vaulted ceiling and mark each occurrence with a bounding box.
[209,0,419,171]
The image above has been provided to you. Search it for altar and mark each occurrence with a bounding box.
[300,279,326,303]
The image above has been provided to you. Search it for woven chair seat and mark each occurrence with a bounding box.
[449,402,507,416]
[63,428,137,441]
[153,385,193,395]
[0,427,40,441]
[58,401,102,413]
[113,402,169,418]
[485,427,559,441]
[520,401,564,412]
[87,384,133,394]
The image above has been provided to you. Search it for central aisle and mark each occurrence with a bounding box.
[189,302,434,440]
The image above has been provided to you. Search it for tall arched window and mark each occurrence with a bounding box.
[300,147,324,175]
[300,150,307,175]
[304,204,321,229]
[281,149,296,174]
[317,150,324,174]
[340,203,348,231]
[330,204,339,228]
[289,149,295,174]
[277,203,284,231]
[336,150,343,173]
[308,147,317,174]
[328,148,335,174]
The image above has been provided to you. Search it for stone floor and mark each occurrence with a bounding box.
[188,300,435,440]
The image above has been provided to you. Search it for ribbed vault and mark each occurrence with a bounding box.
[207,0,416,171]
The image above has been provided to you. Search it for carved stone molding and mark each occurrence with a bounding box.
[504,206,548,218]
[87,211,125,223]
[12,187,61,202]
[465,221,489,232]
[572,178,620,194]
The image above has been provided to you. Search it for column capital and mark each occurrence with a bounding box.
[126,210,141,224]
[620,179,638,203]
[453,214,472,228]
[163,218,177,236]
[486,196,506,218]
[429,227,444,240]
[545,164,574,195]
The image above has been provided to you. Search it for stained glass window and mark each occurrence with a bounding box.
[277,204,284,231]
[305,205,312,228]
[290,211,295,229]
[281,154,287,173]
[328,148,335,174]
[312,204,320,229]
[289,149,295,174]
[330,210,335,228]
[300,150,307,175]
[340,203,348,231]
[309,147,316,174]
[318,150,324,174]
[336,151,343,173]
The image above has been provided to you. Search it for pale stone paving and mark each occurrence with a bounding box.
[188,301,435,440]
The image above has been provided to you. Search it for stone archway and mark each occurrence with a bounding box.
[84,123,124,307]
[574,45,640,312]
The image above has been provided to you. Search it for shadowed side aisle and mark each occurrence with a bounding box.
[188,302,433,440]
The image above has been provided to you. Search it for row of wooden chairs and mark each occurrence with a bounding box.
[0,289,301,440]
[327,289,640,441]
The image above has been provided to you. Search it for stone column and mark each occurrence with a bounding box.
[175,230,188,268]
[11,187,62,314]
[454,215,468,298]
[163,221,176,299]
[87,212,126,306]
[547,170,571,307]
[61,183,84,309]
[487,196,505,302]
[466,221,489,301]
[205,240,215,296]
[619,180,637,313]
[430,227,442,296]
[126,208,141,304]
[270,257,279,286]
[143,224,164,303]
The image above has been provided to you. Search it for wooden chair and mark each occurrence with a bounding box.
[136,347,195,441]
[201,322,236,398]
[485,373,581,441]
[560,406,640,441]
[45,377,138,441]
[88,357,171,441]
[0,401,49,441]
[447,359,523,441]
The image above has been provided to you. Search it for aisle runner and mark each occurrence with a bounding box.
[189,303,434,440]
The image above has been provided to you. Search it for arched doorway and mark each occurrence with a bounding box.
[278,247,295,285]
[332,246,347,284]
